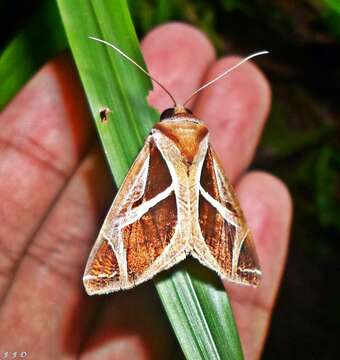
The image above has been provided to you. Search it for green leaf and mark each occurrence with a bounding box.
[156,261,244,359]
[324,6,340,39]
[0,0,67,109]
[324,0,340,13]
[55,1,244,358]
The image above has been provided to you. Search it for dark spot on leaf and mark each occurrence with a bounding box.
[99,108,111,123]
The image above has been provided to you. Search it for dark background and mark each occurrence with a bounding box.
[1,1,339,359]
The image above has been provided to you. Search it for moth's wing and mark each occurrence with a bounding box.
[83,136,185,295]
[192,145,261,287]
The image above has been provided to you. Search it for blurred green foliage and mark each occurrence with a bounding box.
[321,0,340,38]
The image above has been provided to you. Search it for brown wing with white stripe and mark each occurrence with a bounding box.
[192,145,261,287]
[83,137,183,295]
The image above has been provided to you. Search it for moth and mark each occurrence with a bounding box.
[83,38,267,295]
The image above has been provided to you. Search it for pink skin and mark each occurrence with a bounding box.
[0,23,292,359]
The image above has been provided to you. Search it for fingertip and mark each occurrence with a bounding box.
[237,171,293,240]
[228,54,271,121]
[196,55,271,122]
[194,55,271,181]
[142,22,215,54]
[226,171,292,359]
[236,171,292,293]
[141,22,216,110]
[238,171,292,210]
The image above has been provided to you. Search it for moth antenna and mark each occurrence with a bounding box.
[183,50,269,107]
[89,36,177,107]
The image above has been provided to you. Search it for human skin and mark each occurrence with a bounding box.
[0,23,292,359]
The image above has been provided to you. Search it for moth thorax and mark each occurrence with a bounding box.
[154,120,208,163]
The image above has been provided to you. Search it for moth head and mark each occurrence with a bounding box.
[160,105,194,121]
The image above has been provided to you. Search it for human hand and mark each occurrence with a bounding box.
[0,23,291,359]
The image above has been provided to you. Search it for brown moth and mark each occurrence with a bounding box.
[83,38,266,295]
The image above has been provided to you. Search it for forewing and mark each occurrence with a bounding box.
[83,137,179,294]
[194,145,261,287]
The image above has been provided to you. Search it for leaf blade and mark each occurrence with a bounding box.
[56,1,244,358]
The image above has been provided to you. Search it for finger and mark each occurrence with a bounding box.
[0,54,94,297]
[141,22,215,111]
[194,56,271,181]
[225,172,292,360]
[80,285,178,360]
[0,144,113,357]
